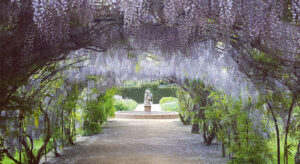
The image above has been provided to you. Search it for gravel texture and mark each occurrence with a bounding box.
[44,119,227,164]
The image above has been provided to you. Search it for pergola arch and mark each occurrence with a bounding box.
[0,0,299,109]
[0,1,300,163]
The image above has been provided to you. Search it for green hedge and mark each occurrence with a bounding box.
[114,98,138,111]
[159,97,179,112]
[119,83,178,103]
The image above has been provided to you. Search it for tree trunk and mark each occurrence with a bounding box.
[35,105,52,164]
[53,138,60,157]
[61,108,64,149]
[191,123,200,133]
[295,142,300,164]
[222,142,226,157]
[274,114,281,164]
[228,131,231,159]
[73,107,76,141]
[191,104,200,133]
[268,102,280,164]
[284,97,295,164]
[179,113,189,125]
[19,112,23,163]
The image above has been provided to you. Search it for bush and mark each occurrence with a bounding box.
[83,87,117,136]
[83,122,102,136]
[114,97,138,111]
[159,97,177,104]
[159,97,179,111]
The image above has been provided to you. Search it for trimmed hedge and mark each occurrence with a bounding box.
[114,98,138,111]
[159,97,179,112]
[159,97,177,104]
[119,83,178,104]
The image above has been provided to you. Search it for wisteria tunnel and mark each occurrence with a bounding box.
[0,0,299,164]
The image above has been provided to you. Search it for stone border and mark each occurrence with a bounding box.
[115,111,178,119]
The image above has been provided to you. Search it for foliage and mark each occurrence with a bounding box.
[159,97,179,112]
[0,62,63,164]
[0,59,118,163]
[174,78,281,163]
[82,87,117,136]
[119,82,178,103]
[0,1,299,163]
[269,138,298,164]
[1,138,53,164]
[159,97,177,104]
[114,97,138,111]
[176,90,193,124]
[206,91,273,163]
[256,90,299,164]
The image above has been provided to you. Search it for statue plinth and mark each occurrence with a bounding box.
[144,103,151,112]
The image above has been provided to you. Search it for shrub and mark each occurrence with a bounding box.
[114,97,138,111]
[159,97,179,111]
[83,87,117,136]
[83,122,102,136]
[159,97,177,104]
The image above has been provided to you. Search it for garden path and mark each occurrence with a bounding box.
[45,118,227,164]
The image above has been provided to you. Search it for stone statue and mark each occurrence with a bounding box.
[144,89,152,104]
[144,89,152,112]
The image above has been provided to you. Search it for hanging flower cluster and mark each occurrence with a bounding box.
[0,0,299,106]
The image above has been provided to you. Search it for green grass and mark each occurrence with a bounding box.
[1,138,53,164]
[268,137,297,164]
[159,97,179,112]
[1,155,15,164]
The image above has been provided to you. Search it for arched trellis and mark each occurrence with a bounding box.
[0,0,299,105]
[0,1,299,163]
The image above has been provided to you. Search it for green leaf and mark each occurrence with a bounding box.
[34,113,39,128]
[135,61,141,73]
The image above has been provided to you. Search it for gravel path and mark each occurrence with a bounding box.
[45,118,227,164]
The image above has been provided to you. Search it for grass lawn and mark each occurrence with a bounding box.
[1,138,52,164]
[268,137,298,164]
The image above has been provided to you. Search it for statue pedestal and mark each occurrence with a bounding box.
[144,103,151,112]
